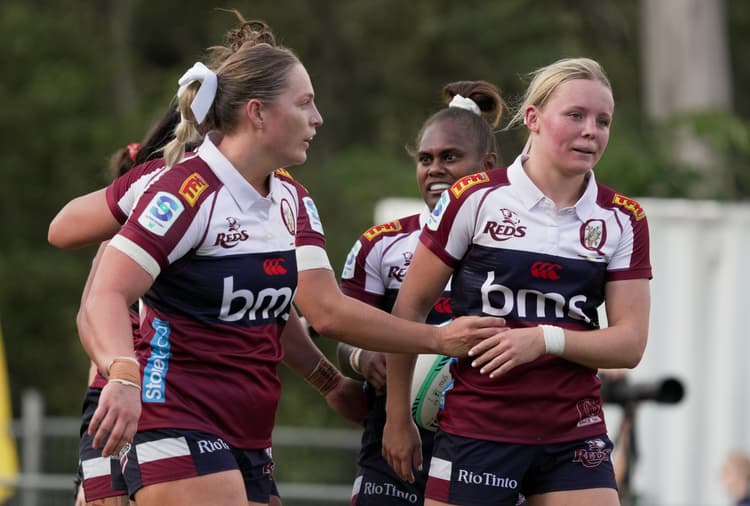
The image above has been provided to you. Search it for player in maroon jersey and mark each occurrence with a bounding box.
[337,80,509,506]
[383,57,652,506]
[71,16,505,506]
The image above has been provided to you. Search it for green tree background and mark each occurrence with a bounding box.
[0,0,748,472]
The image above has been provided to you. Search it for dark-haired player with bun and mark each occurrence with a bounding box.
[338,80,505,505]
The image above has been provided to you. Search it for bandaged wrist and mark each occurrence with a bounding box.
[540,325,566,355]
[305,357,341,396]
[106,356,141,387]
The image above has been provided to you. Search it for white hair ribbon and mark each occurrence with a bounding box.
[448,94,481,115]
[177,62,217,124]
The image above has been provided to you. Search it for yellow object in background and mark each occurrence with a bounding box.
[0,320,18,503]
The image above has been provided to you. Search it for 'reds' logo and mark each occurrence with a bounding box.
[215,217,249,248]
[483,208,526,241]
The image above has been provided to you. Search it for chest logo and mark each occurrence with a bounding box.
[215,217,249,248]
[580,219,606,255]
[482,208,526,241]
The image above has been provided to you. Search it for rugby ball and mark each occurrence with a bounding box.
[410,354,453,432]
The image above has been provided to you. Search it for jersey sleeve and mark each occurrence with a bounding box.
[340,235,385,307]
[109,165,214,278]
[286,177,330,272]
[105,159,166,224]
[606,194,653,281]
[420,173,491,268]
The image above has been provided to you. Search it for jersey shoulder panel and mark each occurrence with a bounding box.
[447,167,509,202]
[274,167,311,194]
[361,213,420,243]
[597,184,647,222]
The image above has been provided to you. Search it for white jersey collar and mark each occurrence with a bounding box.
[197,132,282,212]
[507,153,598,220]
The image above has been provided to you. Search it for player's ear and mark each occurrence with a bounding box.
[482,152,497,170]
[524,106,540,133]
[246,99,264,129]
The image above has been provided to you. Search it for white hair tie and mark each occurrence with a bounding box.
[448,94,481,115]
[177,62,217,124]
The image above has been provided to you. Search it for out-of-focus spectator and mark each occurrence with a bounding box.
[722,451,750,505]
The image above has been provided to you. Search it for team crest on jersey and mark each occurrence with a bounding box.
[612,193,645,221]
[341,240,362,280]
[580,219,606,254]
[138,192,184,236]
[363,220,402,241]
[280,199,296,236]
[450,172,489,199]
[427,191,450,231]
[302,196,324,234]
[178,172,209,207]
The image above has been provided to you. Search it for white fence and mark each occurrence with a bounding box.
[4,389,359,506]
[376,197,750,506]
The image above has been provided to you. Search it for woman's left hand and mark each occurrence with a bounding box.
[468,326,546,378]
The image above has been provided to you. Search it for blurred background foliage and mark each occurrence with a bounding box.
[0,0,748,432]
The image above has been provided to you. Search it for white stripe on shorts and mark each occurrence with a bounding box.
[136,436,190,464]
[81,456,111,479]
[351,475,362,498]
[429,457,452,481]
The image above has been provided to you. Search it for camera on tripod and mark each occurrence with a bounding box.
[600,374,685,406]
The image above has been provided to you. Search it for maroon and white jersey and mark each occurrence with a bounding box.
[421,154,652,444]
[105,158,169,225]
[109,135,329,449]
[84,159,168,390]
[340,212,452,322]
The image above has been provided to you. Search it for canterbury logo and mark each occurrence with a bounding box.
[263,258,288,276]
[530,261,562,280]
[433,296,452,314]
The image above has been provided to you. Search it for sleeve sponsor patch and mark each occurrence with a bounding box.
[178,172,209,207]
[450,172,489,199]
[363,220,402,241]
[341,240,362,279]
[302,196,324,234]
[612,193,646,221]
[427,191,450,231]
[138,192,184,236]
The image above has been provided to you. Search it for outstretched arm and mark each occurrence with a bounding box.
[295,267,504,355]
[48,189,120,249]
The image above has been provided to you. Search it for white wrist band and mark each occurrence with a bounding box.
[349,347,363,375]
[540,325,566,355]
